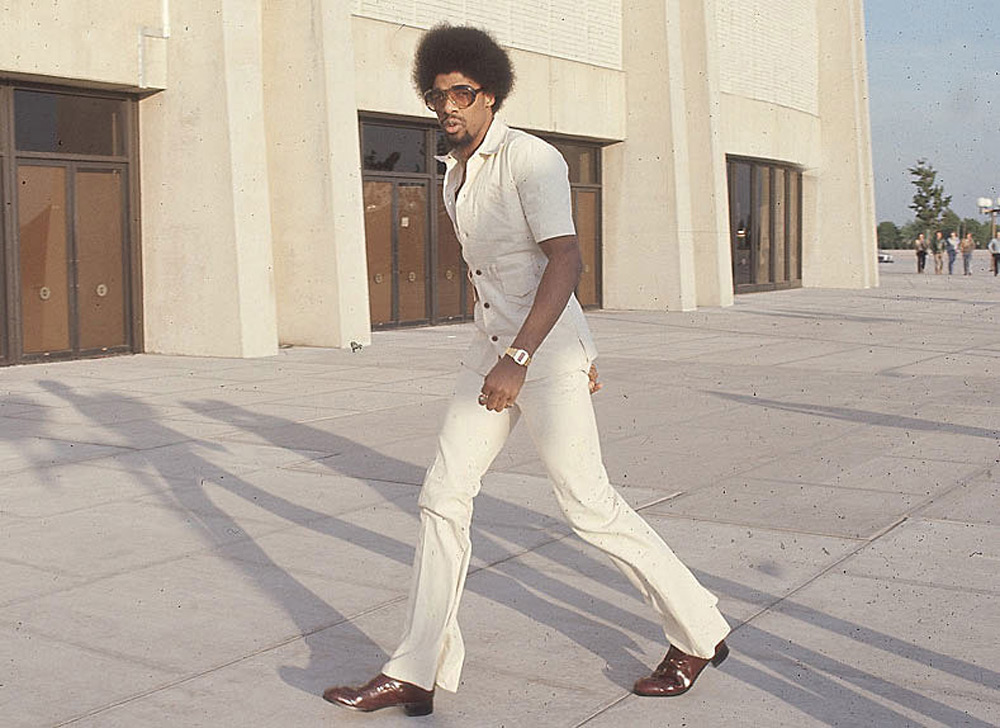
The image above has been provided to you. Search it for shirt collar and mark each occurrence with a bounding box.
[434,116,508,166]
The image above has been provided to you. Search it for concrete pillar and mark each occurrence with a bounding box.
[605,0,692,312]
[605,0,731,312]
[261,1,372,348]
[140,0,279,357]
[675,0,734,308]
[809,0,878,288]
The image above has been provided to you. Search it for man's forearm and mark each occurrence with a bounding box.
[511,235,583,355]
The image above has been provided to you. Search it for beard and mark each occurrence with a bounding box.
[440,116,473,150]
[445,130,474,150]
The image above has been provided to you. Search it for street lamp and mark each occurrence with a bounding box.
[978,197,999,239]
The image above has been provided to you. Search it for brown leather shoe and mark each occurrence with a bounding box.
[633,640,729,697]
[323,673,433,716]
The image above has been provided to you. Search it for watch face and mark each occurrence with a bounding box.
[507,347,530,366]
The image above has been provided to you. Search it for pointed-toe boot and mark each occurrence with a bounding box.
[323,673,434,716]
[633,640,729,697]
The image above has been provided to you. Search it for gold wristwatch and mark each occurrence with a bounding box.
[504,347,532,366]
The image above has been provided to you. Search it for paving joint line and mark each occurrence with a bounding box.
[50,594,410,727]
[729,460,995,631]
[573,691,631,727]
[52,525,589,726]
[732,515,911,631]
[838,569,1000,598]
[637,510,870,541]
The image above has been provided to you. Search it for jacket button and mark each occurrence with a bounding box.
[491,335,498,342]
[475,269,482,275]
[483,302,490,309]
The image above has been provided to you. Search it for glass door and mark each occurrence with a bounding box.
[396,182,428,324]
[75,168,127,351]
[434,181,465,321]
[362,179,430,327]
[729,160,753,286]
[18,164,71,354]
[573,188,600,307]
[363,180,393,326]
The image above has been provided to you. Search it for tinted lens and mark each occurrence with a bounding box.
[450,87,476,108]
[423,89,444,110]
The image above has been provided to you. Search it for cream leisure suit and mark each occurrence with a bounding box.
[382,118,730,692]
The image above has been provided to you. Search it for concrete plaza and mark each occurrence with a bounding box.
[2,254,998,727]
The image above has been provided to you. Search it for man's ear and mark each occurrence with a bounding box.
[485,91,496,108]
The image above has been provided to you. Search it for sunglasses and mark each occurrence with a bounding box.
[423,84,484,112]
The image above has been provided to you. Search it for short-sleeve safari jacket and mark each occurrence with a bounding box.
[437,118,597,380]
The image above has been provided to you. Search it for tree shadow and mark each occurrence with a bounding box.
[693,570,998,728]
[189,399,660,688]
[709,391,1000,440]
[32,379,996,726]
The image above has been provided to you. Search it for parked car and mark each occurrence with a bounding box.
[877,251,894,263]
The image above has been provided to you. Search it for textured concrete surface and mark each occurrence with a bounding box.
[2,260,999,727]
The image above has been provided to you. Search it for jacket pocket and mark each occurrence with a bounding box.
[499,266,542,300]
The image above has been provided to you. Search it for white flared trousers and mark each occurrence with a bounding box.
[382,366,730,692]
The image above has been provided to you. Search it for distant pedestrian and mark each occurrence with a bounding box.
[989,234,1000,276]
[932,231,945,274]
[946,232,959,275]
[959,233,975,275]
[913,233,928,273]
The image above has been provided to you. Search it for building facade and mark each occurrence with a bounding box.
[0,0,876,364]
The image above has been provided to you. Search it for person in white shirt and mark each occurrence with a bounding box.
[989,234,1000,276]
[946,232,960,274]
[323,24,730,717]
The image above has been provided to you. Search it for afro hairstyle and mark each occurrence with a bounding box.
[413,24,515,113]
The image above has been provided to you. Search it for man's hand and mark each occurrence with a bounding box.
[588,364,602,395]
[479,356,528,412]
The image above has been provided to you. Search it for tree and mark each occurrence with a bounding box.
[908,159,951,236]
[899,220,923,244]
[877,221,902,248]
[941,208,961,237]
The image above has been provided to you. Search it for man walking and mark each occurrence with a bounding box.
[946,231,959,275]
[913,233,928,273]
[989,233,1000,276]
[932,231,945,274]
[323,24,730,717]
[960,233,975,275]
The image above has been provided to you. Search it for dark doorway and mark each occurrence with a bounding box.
[360,116,603,329]
[726,156,802,293]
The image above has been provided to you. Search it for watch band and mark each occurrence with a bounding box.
[504,347,532,366]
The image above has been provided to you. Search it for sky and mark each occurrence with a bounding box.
[864,1,1000,224]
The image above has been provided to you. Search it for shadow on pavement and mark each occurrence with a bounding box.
[31,380,995,726]
[710,391,1000,440]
